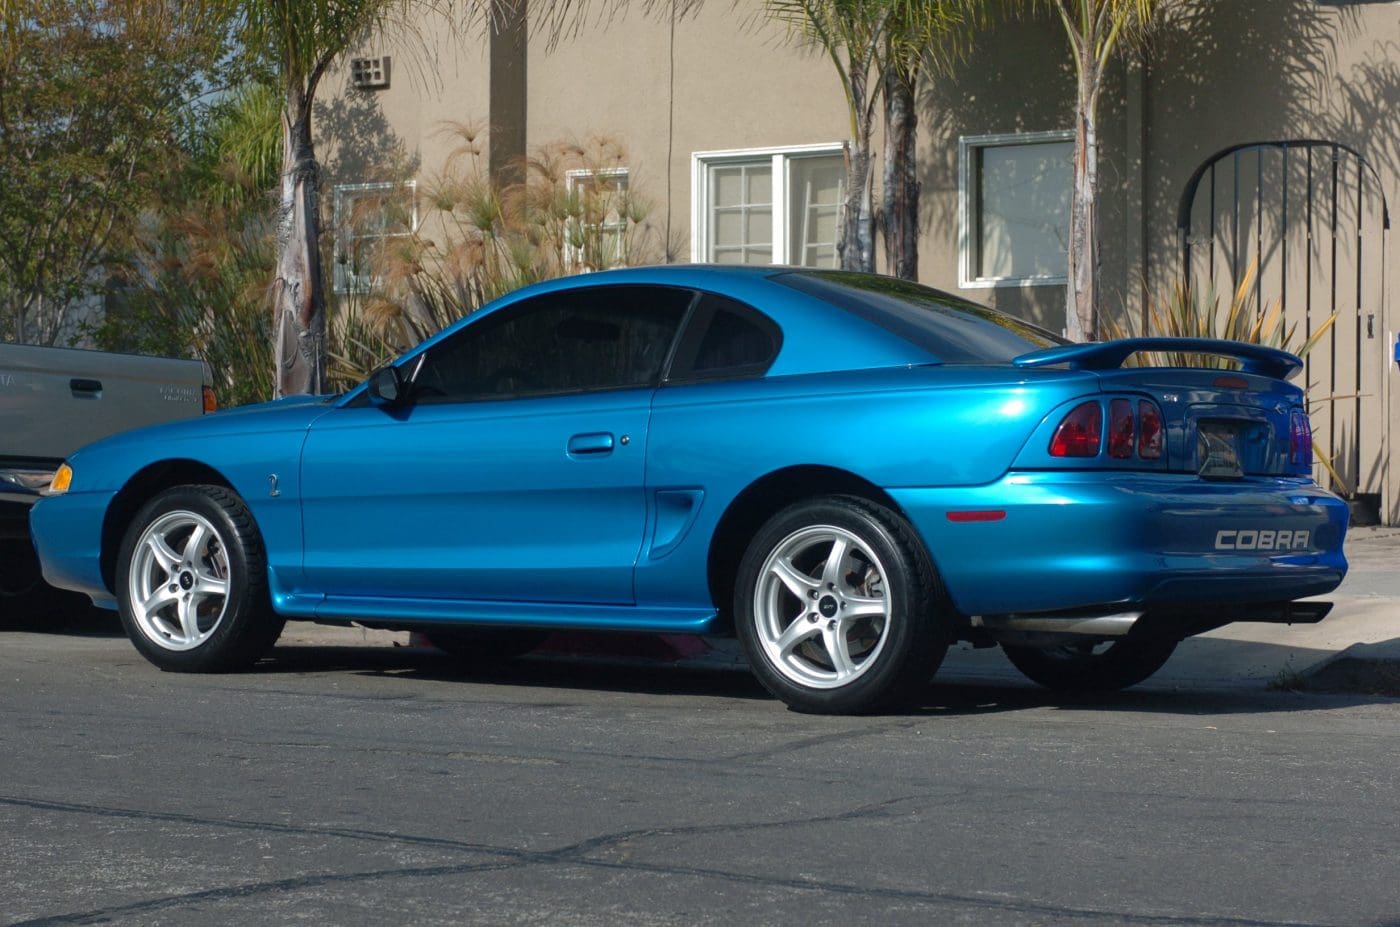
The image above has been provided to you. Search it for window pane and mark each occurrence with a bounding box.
[714,209,745,247]
[415,286,690,401]
[707,160,773,263]
[712,166,746,208]
[975,140,1071,279]
[746,166,772,205]
[788,156,844,267]
[746,208,772,246]
[691,297,778,374]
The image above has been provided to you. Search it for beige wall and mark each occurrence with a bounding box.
[319,0,1400,520]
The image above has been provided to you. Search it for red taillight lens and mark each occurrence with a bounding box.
[1050,401,1102,457]
[1108,399,1134,459]
[1138,400,1163,460]
[1290,411,1312,465]
[202,386,218,414]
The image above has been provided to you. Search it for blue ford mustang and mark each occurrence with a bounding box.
[30,266,1348,713]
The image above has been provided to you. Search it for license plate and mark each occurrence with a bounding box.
[1197,421,1244,480]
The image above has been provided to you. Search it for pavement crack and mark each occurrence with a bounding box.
[0,794,1350,927]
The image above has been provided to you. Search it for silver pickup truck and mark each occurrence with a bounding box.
[1,343,210,611]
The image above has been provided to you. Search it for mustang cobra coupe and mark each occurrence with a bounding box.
[30,266,1348,713]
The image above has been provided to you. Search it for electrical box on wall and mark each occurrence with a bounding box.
[350,57,391,90]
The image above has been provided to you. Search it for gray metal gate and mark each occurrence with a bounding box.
[1177,140,1391,504]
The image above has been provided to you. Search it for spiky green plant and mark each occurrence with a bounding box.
[1105,260,1336,368]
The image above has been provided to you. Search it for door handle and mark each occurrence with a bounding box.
[70,378,102,397]
[567,432,615,456]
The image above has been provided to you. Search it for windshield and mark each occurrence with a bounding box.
[773,270,1067,364]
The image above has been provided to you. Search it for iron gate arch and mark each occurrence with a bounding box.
[1177,139,1391,506]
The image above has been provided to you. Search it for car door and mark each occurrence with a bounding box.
[297,285,694,605]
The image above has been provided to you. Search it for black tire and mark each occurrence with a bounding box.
[116,484,284,672]
[734,495,949,714]
[1002,637,1178,693]
[426,628,548,666]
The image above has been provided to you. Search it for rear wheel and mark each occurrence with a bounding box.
[116,485,283,672]
[734,495,948,714]
[1002,637,1178,692]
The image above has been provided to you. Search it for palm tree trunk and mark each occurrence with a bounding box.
[839,69,876,273]
[882,68,919,280]
[271,85,327,397]
[1066,65,1100,343]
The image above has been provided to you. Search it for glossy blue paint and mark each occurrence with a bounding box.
[29,265,1348,642]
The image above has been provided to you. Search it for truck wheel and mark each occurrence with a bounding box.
[1002,637,1178,692]
[734,495,949,714]
[116,485,284,672]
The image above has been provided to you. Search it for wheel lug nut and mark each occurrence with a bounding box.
[808,590,819,599]
[807,613,818,622]
[827,620,837,630]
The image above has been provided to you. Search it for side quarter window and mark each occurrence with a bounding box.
[409,285,694,403]
[666,293,782,383]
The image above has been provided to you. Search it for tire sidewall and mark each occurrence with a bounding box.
[116,486,267,672]
[735,496,942,714]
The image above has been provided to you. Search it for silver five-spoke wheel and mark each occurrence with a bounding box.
[117,484,283,673]
[735,495,949,714]
[754,525,891,689]
[127,510,231,650]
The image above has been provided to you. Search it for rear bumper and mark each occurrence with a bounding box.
[891,473,1347,618]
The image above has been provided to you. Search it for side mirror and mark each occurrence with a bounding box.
[367,365,408,405]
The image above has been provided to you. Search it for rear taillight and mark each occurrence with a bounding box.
[1290,411,1312,465]
[1108,399,1134,459]
[1138,401,1163,460]
[1050,401,1103,457]
[1051,398,1165,462]
[202,386,218,414]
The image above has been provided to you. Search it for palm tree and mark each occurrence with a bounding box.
[1030,0,1156,341]
[880,0,981,279]
[233,1,390,396]
[766,0,978,276]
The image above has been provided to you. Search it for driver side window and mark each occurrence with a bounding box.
[414,285,693,403]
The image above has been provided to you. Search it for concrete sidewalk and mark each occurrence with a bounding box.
[278,527,1400,693]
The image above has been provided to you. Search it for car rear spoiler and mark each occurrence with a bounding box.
[1012,338,1303,381]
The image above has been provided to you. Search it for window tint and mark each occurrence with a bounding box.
[413,286,692,402]
[668,293,781,382]
[773,270,1066,364]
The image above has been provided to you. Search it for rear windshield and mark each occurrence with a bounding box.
[773,270,1067,364]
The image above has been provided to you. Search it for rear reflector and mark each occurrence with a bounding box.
[1108,399,1134,459]
[1290,410,1313,465]
[1050,401,1102,457]
[1138,400,1163,459]
[946,510,1007,523]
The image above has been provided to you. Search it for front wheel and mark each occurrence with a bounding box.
[116,484,284,672]
[1002,637,1178,692]
[734,495,948,714]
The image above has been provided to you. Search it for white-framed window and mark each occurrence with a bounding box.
[564,167,630,273]
[959,131,1073,288]
[333,180,417,293]
[692,144,845,268]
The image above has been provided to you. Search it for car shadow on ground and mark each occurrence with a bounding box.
[251,634,1400,716]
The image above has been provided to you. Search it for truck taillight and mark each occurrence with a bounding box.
[1290,411,1312,465]
[1138,401,1163,459]
[1050,402,1102,457]
[1108,399,1134,459]
[202,386,218,414]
